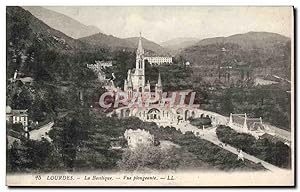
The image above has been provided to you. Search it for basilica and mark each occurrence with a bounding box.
[123,33,162,99]
[110,34,227,128]
[110,33,196,125]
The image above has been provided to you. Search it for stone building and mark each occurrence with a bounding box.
[228,113,265,138]
[112,33,208,127]
[6,106,29,133]
[6,106,28,128]
[123,33,162,99]
[87,61,113,81]
[87,61,113,71]
[95,60,113,68]
[144,56,172,65]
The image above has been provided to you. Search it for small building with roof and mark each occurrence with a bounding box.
[6,106,29,132]
[228,113,266,138]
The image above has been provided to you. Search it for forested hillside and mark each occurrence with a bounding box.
[80,33,170,55]
[178,32,291,79]
[6,6,109,123]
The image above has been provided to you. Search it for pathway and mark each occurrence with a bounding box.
[29,121,54,141]
[272,75,291,83]
[265,124,291,142]
[171,122,285,172]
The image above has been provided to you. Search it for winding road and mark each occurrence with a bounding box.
[29,121,54,141]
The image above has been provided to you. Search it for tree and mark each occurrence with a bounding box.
[11,123,24,133]
[220,88,234,115]
[118,145,181,171]
[112,50,135,87]
[48,109,123,171]
[49,110,91,169]
[189,117,212,128]
[11,87,33,109]
[216,125,291,168]
[7,139,57,172]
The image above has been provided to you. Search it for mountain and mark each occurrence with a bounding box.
[124,37,169,55]
[7,6,103,81]
[7,6,88,51]
[160,37,199,54]
[79,33,131,49]
[23,6,168,55]
[178,32,291,78]
[23,6,102,39]
[195,32,290,50]
[80,33,170,55]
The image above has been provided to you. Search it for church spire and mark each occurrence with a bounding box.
[137,32,144,55]
[155,72,162,96]
[157,72,162,87]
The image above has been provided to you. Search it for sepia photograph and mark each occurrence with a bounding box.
[5,5,294,187]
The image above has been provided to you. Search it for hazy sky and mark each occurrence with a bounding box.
[45,6,293,43]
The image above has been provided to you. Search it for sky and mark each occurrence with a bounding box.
[45,6,293,43]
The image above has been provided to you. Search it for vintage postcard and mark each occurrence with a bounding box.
[6,6,294,187]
